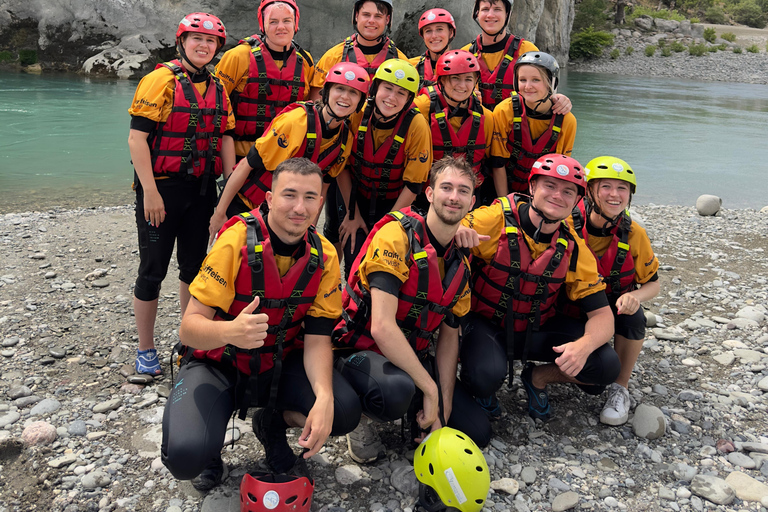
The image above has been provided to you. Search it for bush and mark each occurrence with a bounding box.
[569,27,615,59]
[733,45,743,53]
[627,6,687,22]
[766,42,768,52]
[717,43,728,50]
[704,6,726,23]
[657,38,667,48]
[625,46,635,55]
[721,32,737,42]
[708,44,719,51]
[688,43,708,55]
[746,44,760,52]
[703,27,717,42]
[670,40,686,52]
[573,0,611,31]
[18,49,37,66]
[732,0,766,28]
[0,51,13,63]
[690,16,701,22]
[645,44,657,56]
[610,48,621,58]
[661,47,672,56]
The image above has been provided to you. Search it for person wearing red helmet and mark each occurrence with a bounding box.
[412,49,494,207]
[408,8,457,91]
[308,0,408,98]
[215,0,315,162]
[454,154,618,426]
[209,62,370,238]
[127,12,236,377]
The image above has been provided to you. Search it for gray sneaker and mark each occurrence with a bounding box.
[346,417,386,464]
[600,383,631,426]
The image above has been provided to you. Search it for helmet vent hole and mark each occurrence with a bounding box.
[627,169,634,174]
[476,499,485,504]
[428,463,435,475]
[302,498,309,506]
[248,492,259,502]
[421,445,427,456]
[464,448,473,455]
[456,434,466,440]
[286,495,297,504]
[476,466,484,472]
[598,165,608,169]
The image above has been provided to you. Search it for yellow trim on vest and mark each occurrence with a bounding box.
[552,125,562,133]
[391,211,404,219]
[557,238,567,247]
[499,196,512,212]
[310,247,319,256]
[394,135,405,144]
[307,132,317,139]
[472,111,482,118]
[505,226,518,234]
[618,242,630,251]
[254,244,263,253]
[504,54,514,62]
[414,250,427,260]
[359,125,369,133]
[435,112,446,119]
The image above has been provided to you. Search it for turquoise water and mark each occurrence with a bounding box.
[1,70,767,212]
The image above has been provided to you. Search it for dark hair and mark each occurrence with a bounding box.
[358,0,391,16]
[272,157,323,186]
[429,156,477,189]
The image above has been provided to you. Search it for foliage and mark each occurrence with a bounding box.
[625,46,635,55]
[721,32,737,42]
[746,43,760,52]
[573,0,610,31]
[658,38,667,47]
[703,27,717,42]
[645,44,657,56]
[627,6,686,22]
[670,40,686,52]
[688,42,709,55]
[704,5,727,23]
[569,27,615,60]
[661,47,672,56]
[0,51,13,63]
[733,45,743,53]
[690,16,701,22]
[717,43,729,50]
[732,0,766,28]
[18,49,37,66]
[708,44,720,51]
[610,48,621,58]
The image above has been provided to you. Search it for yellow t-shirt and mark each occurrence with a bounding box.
[460,38,538,77]
[189,219,342,322]
[215,41,315,157]
[356,220,471,319]
[311,39,409,88]
[462,200,605,305]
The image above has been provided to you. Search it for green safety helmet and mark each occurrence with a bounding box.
[414,427,490,512]
[372,59,421,96]
[585,156,637,193]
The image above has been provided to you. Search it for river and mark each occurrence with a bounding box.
[1,70,766,213]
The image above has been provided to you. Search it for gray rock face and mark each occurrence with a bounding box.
[634,16,653,30]
[696,195,722,216]
[691,474,735,505]
[653,19,679,31]
[509,0,573,64]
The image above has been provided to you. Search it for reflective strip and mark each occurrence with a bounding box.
[254,244,263,253]
[505,226,518,234]
[307,133,317,139]
[435,112,446,120]
[618,242,630,250]
[310,247,319,256]
[394,135,405,144]
[359,125,369,133]
[391,211,404,220]
[557,238,568,247]
[414,251,427,260]
[500,196,512,212]
[552,125,562,133]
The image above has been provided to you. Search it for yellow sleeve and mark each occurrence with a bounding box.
[481,105,495,157]
[214,44,252,97]
[629,221,659,284]
[311,42,344,88]
[403,113,432,184]
[357,221,411,289]
[408,55,423,66]
[188,222,246,310]
[518,40,539,55]
[253,107,307,169]
[554,113,576,157]
[127,67,176,123]
[396,48,409,60]
[307,236,343,319]
[412,94,432,124]
[461,203,505,263]
[565,229,606,302]
[490,98,515,160]
[460,42,472,52]
[451,275,472,318]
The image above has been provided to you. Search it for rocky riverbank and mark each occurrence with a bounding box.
[1,203,768,512]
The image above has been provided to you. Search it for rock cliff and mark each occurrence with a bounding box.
[0,0,574,78]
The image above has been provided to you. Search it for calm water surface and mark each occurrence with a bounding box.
[1,70,767,212]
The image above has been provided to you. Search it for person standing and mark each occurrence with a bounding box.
[408,8,457,91]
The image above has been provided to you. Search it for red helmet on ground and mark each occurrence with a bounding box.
[176,13,227,48]
[258,0,300,34]
[435,50,481,78]
[419,8,456,34]
[324,62,371,112]
[529,154,586,196]
[240,472,314,512]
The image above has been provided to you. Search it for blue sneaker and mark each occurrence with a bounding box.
[475,394,502,421]
[520,364,551,421]
[135,348,163,376]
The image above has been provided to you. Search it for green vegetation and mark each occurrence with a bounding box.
[732,0,766,28]
[573,0,610,31]
[657,38,667,48]
[627,6,687,22]
[670,40,687,52]
[569,26,615,59]
[733,45,743,53]
[690,16,701,22]
[0,51,13,63]
[688,42,709,55]
[704,5,727,23]
[661,47,672,56]
[625,46,635,55]
[610,48,621,58]
[708,44,720,51]
[717,43,729,50]
[746,43,760,51]
[703,27,717,42]
[721,32,737,42]
[645,44,657,56]
[18,49,37,66]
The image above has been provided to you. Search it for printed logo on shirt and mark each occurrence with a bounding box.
[136,98,158,108]
[383,249,403,262]
[324,284,340,299]
[277,134,289,148]
[418,151,429,163]
[216,70,235,85]
[201,265,228,287]
[645,256,657,267]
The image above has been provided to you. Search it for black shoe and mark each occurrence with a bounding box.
[252,408,297,473]
[520,364,551,422]
[475,394,502,421]
[191,458,224,492]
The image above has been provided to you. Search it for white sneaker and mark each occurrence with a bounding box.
[600,383,631,426]
[346,416,386,464]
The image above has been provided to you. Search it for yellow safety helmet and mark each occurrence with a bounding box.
[373,59,420,96]
[413,427,490,512]
[584,156,637,194]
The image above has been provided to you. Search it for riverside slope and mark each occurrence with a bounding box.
[0,204,768,512]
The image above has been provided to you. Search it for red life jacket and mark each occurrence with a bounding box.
[342,34,399,77]
[348,103,418,222]
[570,201,636,301]
[504,92,563,193]
[468,34,523,110]
[333,208,470,355]
[415,53,436,90]
[426,85,488,185]
[190,209,324,377]
[239,101,349,207]
[149,60,228,179]
[229,35,311,144]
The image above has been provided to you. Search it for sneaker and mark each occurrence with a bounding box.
[346,416,386,464]
[252,408,297,473]
[191,458,225,492]
[600,383,631,426]
[475,394,502,421]
[520,364,551,422]
[135,348,163,376]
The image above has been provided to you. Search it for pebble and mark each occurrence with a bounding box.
[690,474,735,505]
[29,398,62,416]
[335,465,364,485]
[520,466,537,484]
[127,374,154,384]
[490,477,519,495]
[724,471,768,502]
[552,491,580,511]
[632,404,666,440]
[68,420,87,436]
[21,421,57,446]
[82,470,111,489]
[93,398,122,413]
[728,451,757,469]
[48,453,78,468]
[390,465,418,496]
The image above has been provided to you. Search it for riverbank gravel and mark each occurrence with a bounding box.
[1,204,768,512]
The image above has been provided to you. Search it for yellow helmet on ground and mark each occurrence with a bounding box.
[413,427,490,512]
[373,59,420,95]
[584,156,637,193]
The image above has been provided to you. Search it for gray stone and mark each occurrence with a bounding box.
[645,312,657,327]
[335,465,364,485]
[736,306,765,324]
[491,477,520,495]
[690,475,735,505]
[742,442,768,454]
[21,421,57,446]
[758,376,768,391]
[552,491,580,511]
[30,398,61,416]
[652,328,686,342]
[7,385,32,400]
[678,390,703,401]
[654,18,680,31]
[2,337,19,347]
[734,349,764,363]
[713,352,735,366]
[92,279,109,288]
[521,466,537,484]
[729,318,759,329]
[634,16,653,30]
[200,488,240,512]
[728,452,757,469]
[82,470,111,489]
[696,195,722,216]
[68,420,87,437]
[673,463,698,482]
[127,374,154,384]
[391,465,418,497]
[724,471,768,502]
[49,347,66,358]
[93,398,121,413]
[632,404,666,440]
[48,453,78,468]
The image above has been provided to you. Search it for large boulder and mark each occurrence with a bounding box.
[634,16,653,30]
[696,194,722,216]
[654,18,680,32]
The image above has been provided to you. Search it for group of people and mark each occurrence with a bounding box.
[127,0,660,508]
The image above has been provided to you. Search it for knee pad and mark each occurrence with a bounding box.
[134,277,162,302]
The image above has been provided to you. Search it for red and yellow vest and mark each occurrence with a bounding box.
[342,34,399,78]
[468,35,524,109]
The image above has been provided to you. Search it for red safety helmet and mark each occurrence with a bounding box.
[176,13,227,49]
[435,50,480,78]
[418,8,456,35]
[324,62,371,112]
[258,0,300,34]
[529,154,586,196]
[240,472,314,512]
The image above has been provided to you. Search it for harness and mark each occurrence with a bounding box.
[229,35,311,143]
[415,53,436,90]
[342,35,399,77]
[468,34,523,109]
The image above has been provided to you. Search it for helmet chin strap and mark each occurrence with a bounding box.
[177,42,210,75]
[441,87,470,117]
[529,92,553,114]
[528,201,561,243]
[321,101,348,131]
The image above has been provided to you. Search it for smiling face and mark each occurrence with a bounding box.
[427,166,475,226]
[326,83,363,118]
[355,1,389,41]
[590,178,631,218]
[440,72,478,103]
[516,65,551,108]
[476,0,507,36]
[263,4,295,48]
[180,32,220,70]
[530,176,581,221]
[374,81,410,118]
[266,169,324,243]
[422,23,454,54]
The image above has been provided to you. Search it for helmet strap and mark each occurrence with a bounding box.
[177,40,211,75]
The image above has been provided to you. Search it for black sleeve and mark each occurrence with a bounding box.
[246,146,266,170]
[405,181,423,195]
[225,128,237,138]
[303,316,337,337]
[578,290,610,313]
[130,115,156,133]
[444,312,461,329]
[646,272,659,283]
[368,271,402,297]
[489,156,507,169]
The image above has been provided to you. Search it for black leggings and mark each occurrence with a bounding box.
[161,352,362,480]
[336,350,492,448]
[460,313,621,398]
